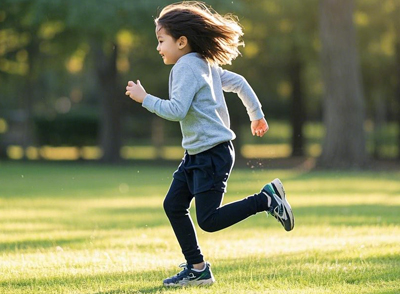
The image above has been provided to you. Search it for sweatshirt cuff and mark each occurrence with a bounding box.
[142,94,158,112]
[248,108,264,121]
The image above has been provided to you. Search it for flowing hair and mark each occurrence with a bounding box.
[155,1,244,65]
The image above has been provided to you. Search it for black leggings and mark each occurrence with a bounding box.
[163,178,269,265]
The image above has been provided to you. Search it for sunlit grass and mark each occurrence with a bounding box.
[0,162,399,293]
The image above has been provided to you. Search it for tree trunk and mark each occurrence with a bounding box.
[317,0,367,168]
[290,45,305,157]
[152,117,165,159]
[21,38,40,160]
[395,42,400,160]
[226,93,246,164]
[391,2,400,160]
[94,41,122,163]
[373,97,386,159]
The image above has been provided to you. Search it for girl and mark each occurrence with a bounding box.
[125,1,294,287]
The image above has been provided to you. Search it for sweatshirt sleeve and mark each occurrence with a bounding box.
[218,67,264,121]
[142,63,199,121]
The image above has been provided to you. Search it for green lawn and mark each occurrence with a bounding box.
[0,162,399,294]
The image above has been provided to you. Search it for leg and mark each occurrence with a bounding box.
[163,178,204,265]
[190,141,269,232]
[195,190,269,232]
[195,179,296,232]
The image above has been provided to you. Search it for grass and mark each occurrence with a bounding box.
[0,162,400,294]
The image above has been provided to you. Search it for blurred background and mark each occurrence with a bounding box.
[0,0,399,169]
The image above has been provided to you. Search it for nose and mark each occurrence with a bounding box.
[156,43,160,51]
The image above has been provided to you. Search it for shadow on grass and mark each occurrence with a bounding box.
[94,287,167,294]
[87,207,167,229]
[217,203,400,230]
[4,201,399,233]
[2,207,169,231]
[1,270,167,294]
[293,203,400,226]
[0,236,89,252]
[61,204,400,232]
[81,200,400,229]
[94,286,165,294]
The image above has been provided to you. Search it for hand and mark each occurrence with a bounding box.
[251,118,269,137]
[125,80,147,103]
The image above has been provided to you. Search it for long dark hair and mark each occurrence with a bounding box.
[155,1,244,65]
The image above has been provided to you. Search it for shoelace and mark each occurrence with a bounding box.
[273,203,284,217]
[174,263,190,277]
[266,197,285,222]
[263,191,283,216]
[179,263,188,269]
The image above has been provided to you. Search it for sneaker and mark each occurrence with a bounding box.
[163,262,215,287]
[262,178,294,231]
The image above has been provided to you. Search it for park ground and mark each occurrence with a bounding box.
[0,161,399,294]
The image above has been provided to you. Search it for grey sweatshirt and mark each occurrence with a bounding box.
[142,52,264,155]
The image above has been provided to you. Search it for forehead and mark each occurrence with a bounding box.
[155,25,167,37]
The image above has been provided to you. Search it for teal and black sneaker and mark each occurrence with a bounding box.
[262,178,294,231]
[163,262,215,287]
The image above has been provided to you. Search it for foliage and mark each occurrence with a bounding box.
[0,0,399,160]
[1,0,398,111]
[34,110,99,146]
[356,0,400,119]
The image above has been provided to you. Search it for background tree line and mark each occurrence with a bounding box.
[0,0,399,168]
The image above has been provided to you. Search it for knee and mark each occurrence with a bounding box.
[197,217,218,233]
[163,197,174,217]
[163,197,187,218]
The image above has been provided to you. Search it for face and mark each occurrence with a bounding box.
[156,26,184,65]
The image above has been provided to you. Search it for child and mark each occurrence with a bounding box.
[125,1,294,287]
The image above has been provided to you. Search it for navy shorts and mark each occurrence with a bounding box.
[173,141,235,195]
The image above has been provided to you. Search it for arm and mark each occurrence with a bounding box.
[219,68,264,121]
[219,68,268,137]
[126,63,199,121]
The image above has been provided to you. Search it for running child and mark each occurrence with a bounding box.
[125,1,294,287]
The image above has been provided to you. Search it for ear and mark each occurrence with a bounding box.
[177,36,189,50]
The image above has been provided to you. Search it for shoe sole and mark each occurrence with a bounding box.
[271,178,294,231]
[164,277,215,287]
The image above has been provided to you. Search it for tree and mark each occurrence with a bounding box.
[355,0,400,160]
[317,0,368,168]
[233,0,319,158]
[62,0,146,163]
[2,0,398,164]
[289,45,305,157]
[92,40,122,163]
[393,3,400,160]
[61,0,182,163]
[0,0,170,163]
[0,0,67,160]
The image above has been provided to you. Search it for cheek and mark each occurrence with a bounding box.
[160,44,167,53]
